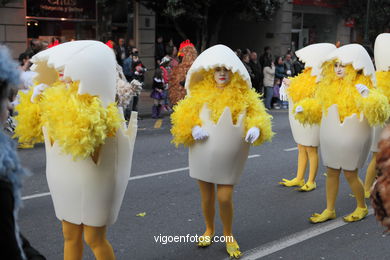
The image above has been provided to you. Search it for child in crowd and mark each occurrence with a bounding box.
[150,68,165,118]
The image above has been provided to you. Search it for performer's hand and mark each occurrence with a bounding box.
[31,83,48,103]
[355,84,369,97]
[245,127,260,143]
[192,126,209,140]
[295,105,303,113]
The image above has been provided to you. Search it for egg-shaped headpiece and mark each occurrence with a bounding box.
[325,44,376,84]
[185,45,251,95]
[295,43,336,80]
[374,33,390,72]
[31,40,116,107]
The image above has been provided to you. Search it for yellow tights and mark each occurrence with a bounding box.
[280,144,318,191]
[198,181,241,258]
[364,152,377,198]
[62,221,115,260]
[310,167,367,223]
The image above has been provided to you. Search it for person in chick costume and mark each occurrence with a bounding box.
[364,33,390,198]
[168,40,198,106]
[293,44,390,223]
[13,41,138,260]
[279,43,336,192]
[171,45,273,258]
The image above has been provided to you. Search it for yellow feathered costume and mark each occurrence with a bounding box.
[14,81,122,159]
[171,70,273,146]
[294,62,390,126]
[287,67,318,104]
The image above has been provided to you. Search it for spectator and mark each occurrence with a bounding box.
[150,68,165,118]
[165,45,179,68]
[159,56,172,112]
[131,51,146,120]
[259,46,273,68]
[284,53,295,77]
[26,39,43,56]
[274,56,286,81]
[155,36,165,68]
[249,51,262,94]
[235,49,242,60]
[18,52,36,91]
[242,54,256,85]
[127,38,136,57]
[115,38,128,67]
[263,59,275,110]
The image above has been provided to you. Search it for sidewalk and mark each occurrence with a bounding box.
[135,89,172,119]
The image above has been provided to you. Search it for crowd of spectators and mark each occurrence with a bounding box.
[236,46,304,110]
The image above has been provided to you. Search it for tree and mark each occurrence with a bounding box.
[338,0,390,44]
[141,0,281,51]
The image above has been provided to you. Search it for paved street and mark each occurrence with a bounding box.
[16,108,390,260]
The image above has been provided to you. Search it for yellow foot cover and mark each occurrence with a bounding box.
[226,240,241,259]
[297,182,316,192]
[364,190,371,199]
[343,207,368,222]
[198,232,214,247]
[309,209,336,223]
[279,177,305,187]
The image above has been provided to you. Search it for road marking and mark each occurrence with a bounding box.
[239,208,374,260]
[284,147,298,152]
[154,119,163,128]
[22,192,51,200]
[22,154,261,201]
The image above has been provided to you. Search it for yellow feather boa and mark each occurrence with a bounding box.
[287,68,317,103]
[376,71,390,102]
[294,62,390,126]
[171,70,274,147]
[14,81,122,159]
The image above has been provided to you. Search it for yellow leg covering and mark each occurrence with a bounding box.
[217,184,241,258]
[343,169,368,222]
[84,225,115,260]
[62,221,83,260]
[197,181,215,247]
[309,168,339,223]
[364,152,377,198]
[298,146,318,192]
[280,144,307,187]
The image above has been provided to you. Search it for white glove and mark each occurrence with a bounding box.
[295,105,303,113]
[31,83,48,103]
[245,127,260,144]
[279,82,288,101]
[355,84,369,97]
[192,126,209,140]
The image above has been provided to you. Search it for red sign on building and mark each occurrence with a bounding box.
[293,0,346,8]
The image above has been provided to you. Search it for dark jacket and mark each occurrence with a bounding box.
[275,64,286,80]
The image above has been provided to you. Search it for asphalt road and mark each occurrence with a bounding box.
[16,110,390,260]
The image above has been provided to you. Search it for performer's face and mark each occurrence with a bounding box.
[334,61,346,78]
[214,67,231,87]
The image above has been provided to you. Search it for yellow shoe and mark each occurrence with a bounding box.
[279,177,305,187]
[343,207,368,222]
[297,182,316,192]
[197,233,214,247]
[226,240,241,259]
[309,209,336,223]
[364,190,371,199]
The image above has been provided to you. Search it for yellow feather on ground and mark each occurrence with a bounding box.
[171,70,274,147]
[14,81,122,159]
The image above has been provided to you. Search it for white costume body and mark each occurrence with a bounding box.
[370,33,390,153]
[185,45,252,185]
[287,43,336,147]
[31,41,137,226]
[319,44,375,171]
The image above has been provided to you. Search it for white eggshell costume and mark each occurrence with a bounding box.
[288,43,336,147]
[186,45,251,185]
[31,41,137,226]
[320,44,375,171]
[370,33,390,152]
